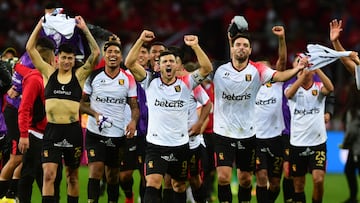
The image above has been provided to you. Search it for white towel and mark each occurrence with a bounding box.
[42,14,76,39]
[303,44,351,70]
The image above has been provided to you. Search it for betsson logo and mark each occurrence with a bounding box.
[154,99,184,108]
[222,92,250,101]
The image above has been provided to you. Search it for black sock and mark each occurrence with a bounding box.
[42,195,55,203]
[67,195,78,203]
[218,184,232,203]
[6,178,19,198]
[256,186,268,203]
[173,191,186,203]
[283,177,294,202]
[18,176,34,203]
[139,179,146,203]
[268,188,280,203]
[120,178,134,198]
[192,184,207,203]
[144,186,161,203]
[238,185,252,202]
[293,192,306,203]
[87,178,100,202]
[0,180,10,197]
[107,183,120,202]
[162,188,174,202]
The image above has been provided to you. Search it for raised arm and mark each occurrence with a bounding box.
[284,69,307,99]
[75,16,100,85]
[272,26,287,71]
[330,19,360,75]
[273,57,308,82]
[314,69,334,95]
[124,30,154,81]
[25,19,55,80]
[184,35,213,78]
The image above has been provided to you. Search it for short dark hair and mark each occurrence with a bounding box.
[36,37,55,51]
[150,41,166,49]
[141,43,150,51]
[231,32,251,46]
[159,50,175,61]
[58,43,76,55]
[167,46,184,61]
[103,35,122,52]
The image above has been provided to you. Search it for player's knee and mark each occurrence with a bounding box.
[43,170,56,183]
[172,180,186,193]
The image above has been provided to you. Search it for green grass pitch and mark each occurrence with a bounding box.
[29,166,351,203]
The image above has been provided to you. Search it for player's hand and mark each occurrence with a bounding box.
[75,16,87,30]
[125,120,136,138]
[329,19,342,42]
[18,137,30,154]
[272,26,285,37]
[140,30,155,42]
[184,35,199,47]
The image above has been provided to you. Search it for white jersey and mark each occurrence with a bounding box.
[213,61,276,139]
[83,68,137,137]
[254,82,285,139]
[286,81,327,146]
[188,85,209,149]
[143,73,199,146]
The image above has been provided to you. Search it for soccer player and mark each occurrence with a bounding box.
[125,30,212,203]
[26,16,100,203]
[254,25,287,203]
[285,65,334,203]
[80,35,139,203]
[212,31,307,203]
[17,37,62,203]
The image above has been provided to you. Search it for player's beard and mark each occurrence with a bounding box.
[234,54,248,63]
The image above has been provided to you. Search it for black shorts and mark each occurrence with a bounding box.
[289,143,327,177]
[86,130,125,168]
[188,144,206,177]
[145,143,189,181]
[120,137,137,171]
[203,132,215,173]
[135,136,146,167]
[0,135,11,170]
[42,122,83,168]
[21,133,43,178]
[255,136,284,178]
[3,105,21,155]
[281,133,291,162]
[213,134,256,172]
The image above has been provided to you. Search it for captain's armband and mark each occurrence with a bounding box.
[191,69,206,83]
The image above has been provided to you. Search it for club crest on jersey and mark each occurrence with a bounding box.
[174,85,181,92]
[118,79,124,85]
[245,74,252,81]
[219,153,224,160]
[89,149,95,157]
[148,161,154,168]
[265,82,272,87]
[43,150,48,158]
[312,89,318,96]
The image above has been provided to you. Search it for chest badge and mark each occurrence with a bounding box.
[174,85,181,92]
[245,74,252,81]
[118,79,124,85]
[312,89,318,96]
